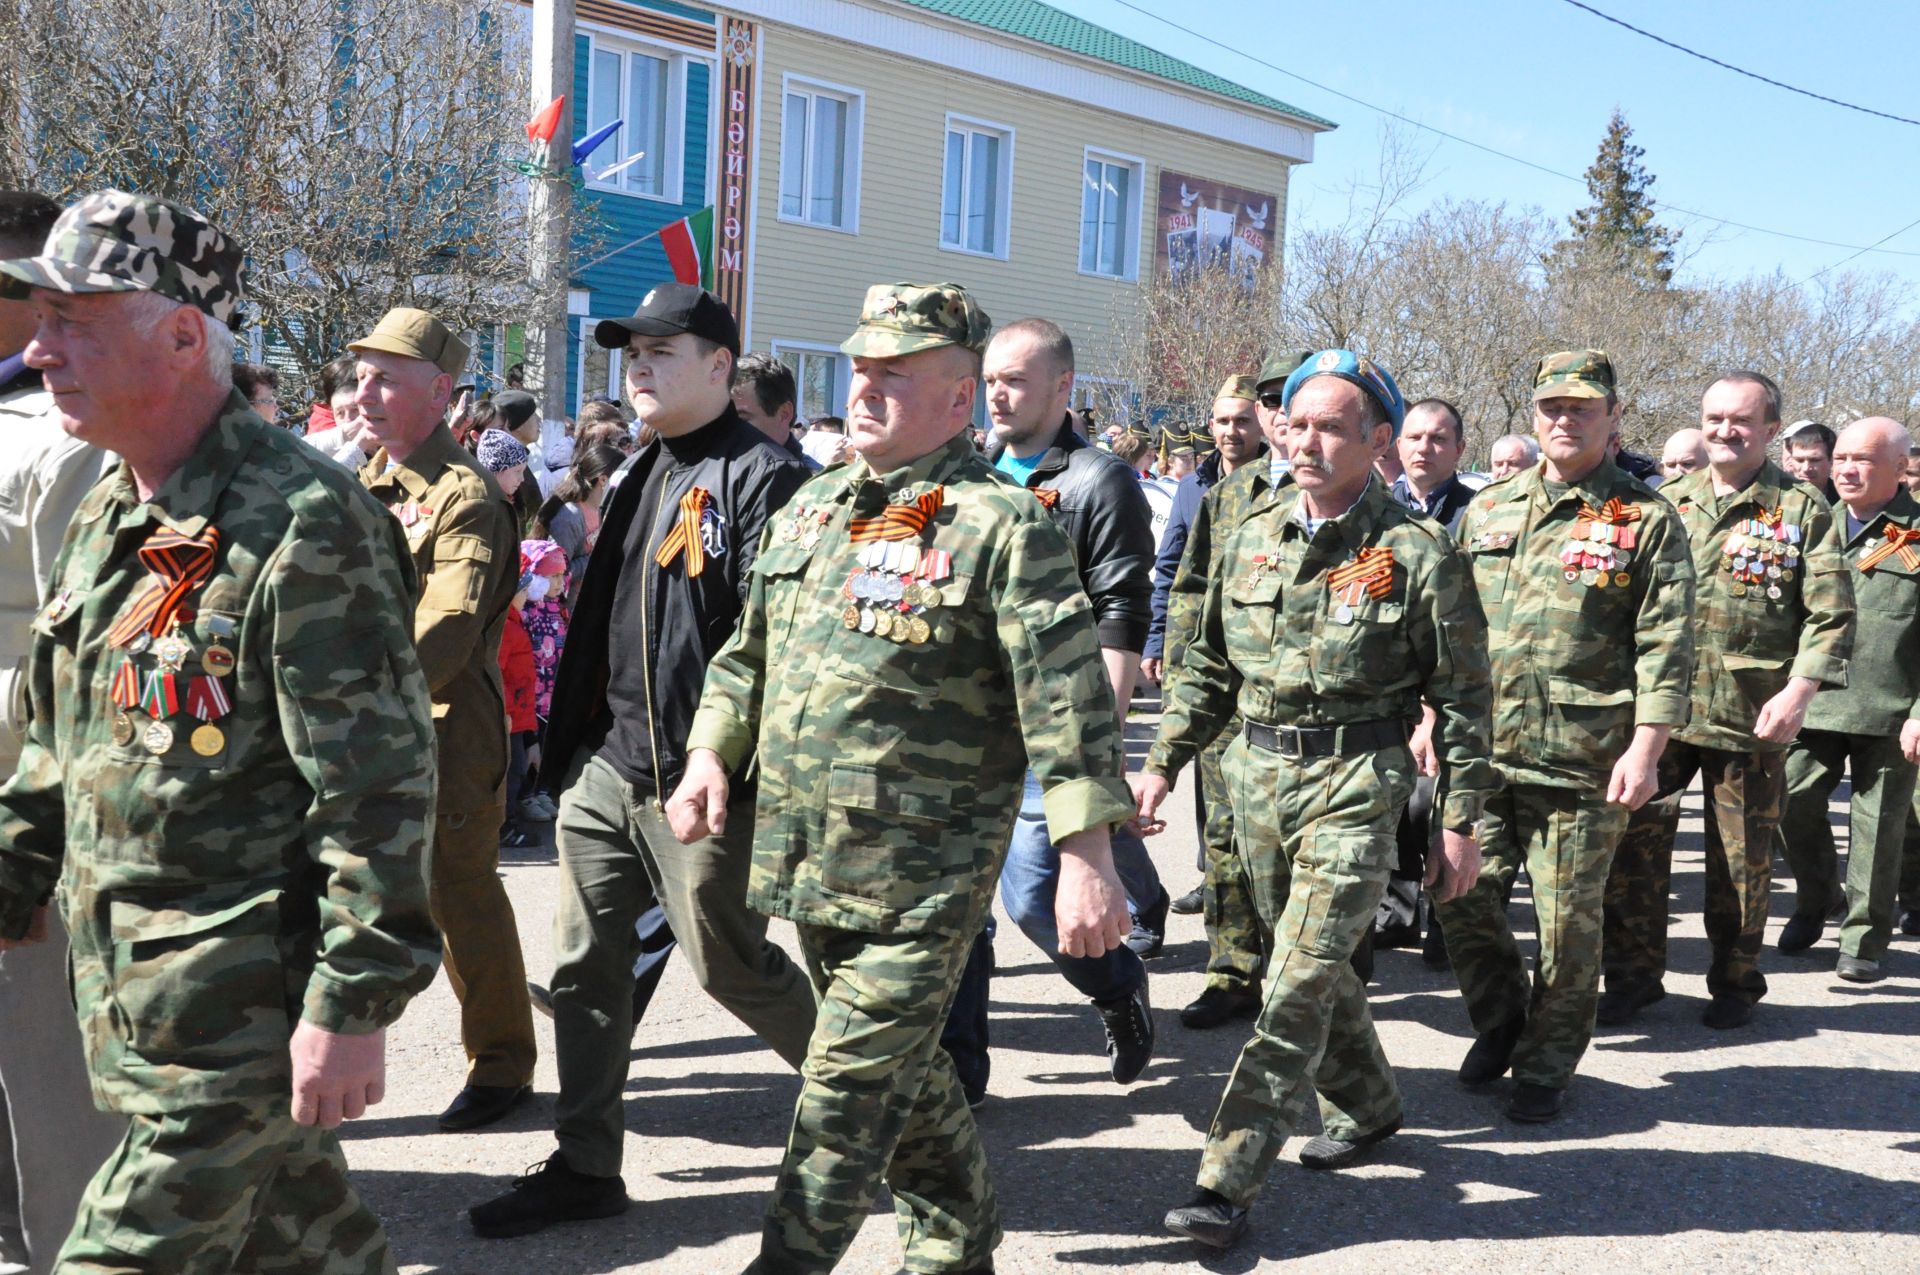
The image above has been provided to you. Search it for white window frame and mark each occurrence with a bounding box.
[1078,147,1145,282]
[939,112,1015,260]
[581,28,688,204]
[772,340,852,424]
[778,74,863,235]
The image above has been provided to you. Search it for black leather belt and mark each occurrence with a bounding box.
[1243,718,1407,760]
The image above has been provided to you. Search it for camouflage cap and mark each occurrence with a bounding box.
[1215,374,1258,403]
[0,190,245,324]
[1254,351,1313,392]
[1532,349,1615,401]
[349,307,470,378]
[840,282,992,358]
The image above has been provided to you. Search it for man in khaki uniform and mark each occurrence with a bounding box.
[353,309,534,1131]
[1601,371,1852,1029]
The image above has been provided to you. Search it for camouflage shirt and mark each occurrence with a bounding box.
[0,395,439,1114]
[1146,479,1498,830]
[685,432,1135,938]
[1162,459,1290,684]
[1804,488,1920,736]
[360,424,518,814]
[1657,460,1852,752]
[1459,456,1696,788]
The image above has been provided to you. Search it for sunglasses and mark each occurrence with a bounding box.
[1258,392,1286,409]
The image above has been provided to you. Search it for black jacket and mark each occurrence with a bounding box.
[541,403,809,796]
[988,415,1154,651]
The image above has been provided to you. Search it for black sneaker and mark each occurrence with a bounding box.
[1179,985,1260,1030]
[1163,1188,1248,1249]
[1169,885,1205,915]
[1298,1117,1402,1170]
[1095,982,1155,1084]
[1124,887,1171,959]
[1594,978,1665,1026]
[1901,909,1920,938]
[1458,1019,1524,1086]
[1506,1082,1563,1123]
[1701,993,1754,1029]
[1777,912,1826,953]
[469,1154,629,1238]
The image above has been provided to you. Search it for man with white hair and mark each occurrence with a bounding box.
[0,191,439,1269]
[1486,433,1538,481]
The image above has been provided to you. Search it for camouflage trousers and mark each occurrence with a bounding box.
[55,1100,395,1274]
[1195,738,1412,1209]
[1604,740,1781,1002]
[1198,719,1268,996]
[1437,783,1629,1091]
[1780,729,1918,962]
[758,922,999,1275]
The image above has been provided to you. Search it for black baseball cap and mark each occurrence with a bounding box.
[594,283,740,356]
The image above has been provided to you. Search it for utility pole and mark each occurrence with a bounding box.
[529,0,575,424]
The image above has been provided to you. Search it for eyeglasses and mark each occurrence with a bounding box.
[1258,393,1286,409]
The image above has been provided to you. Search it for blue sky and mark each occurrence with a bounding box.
[1050,0,1920,293]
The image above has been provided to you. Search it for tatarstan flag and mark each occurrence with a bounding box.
[660,207,714,290]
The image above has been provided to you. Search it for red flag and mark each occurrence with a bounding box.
[526,96,566,146]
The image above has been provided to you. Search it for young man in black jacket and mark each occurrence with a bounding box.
[470,284,815,1236]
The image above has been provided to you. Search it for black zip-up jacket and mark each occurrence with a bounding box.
[988,414,1154,651]
[540,402,808,798]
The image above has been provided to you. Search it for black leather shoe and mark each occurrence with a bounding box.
[1299,1117,1402,1170]
[1095,982,1155,1084]
[438,1083,531,1132]
[1421,915,1451,969]
[1125,888,1170,959]
[1180,985,1260,1030]
[1163,1188,1248,1249]
[1594,979,1665,1026]
[1901,909,1920,937]
[1701,994,1754,1029]
[1373,922,1420,951]
[1506,1082,1563,1123]
[1169,885,1205,915]
[1458,1020,1524,1086]
[1778,912,1826,953]
[469,1153,629,1238]
[1837,954,1884,983]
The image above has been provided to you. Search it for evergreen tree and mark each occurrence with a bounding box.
[1549,109,1680,287]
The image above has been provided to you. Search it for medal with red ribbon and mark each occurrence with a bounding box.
[186,673,233,756]
[1859,524,1920,573]
[140,667,180,719]
[106,526,222,648]
[1564,497,1642,589]
[1327,547,1395,622]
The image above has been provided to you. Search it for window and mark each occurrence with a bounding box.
[1079,150,1143,279]
[585,36,683,200]
[576,320,622,412]
[780,78,862,232]
[941,116,1013,258]
[774,343,850,423]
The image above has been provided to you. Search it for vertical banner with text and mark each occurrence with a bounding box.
[716,17,758,341]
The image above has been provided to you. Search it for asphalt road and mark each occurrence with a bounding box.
[346,710,1920,1274]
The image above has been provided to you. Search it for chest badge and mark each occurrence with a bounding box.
[1326,547,1395,624]
[1564,498,1641,588]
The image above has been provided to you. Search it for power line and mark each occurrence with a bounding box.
[1799,213,1920,286]
[1100,0,1920,261]
[1559,0,1920,128]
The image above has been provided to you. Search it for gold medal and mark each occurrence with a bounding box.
[1732,582,1749,597]
[111,710,136,746]
[842,605,860,629]
[919,585,941,611]
[889,617,911,643]
[190,722,225,756]
[142,719,175,755]
[873,609,894,638]
[1593,572,1609,589]
[1614,572,1630,587]
[202,643,236,676]
[908,616,931,645]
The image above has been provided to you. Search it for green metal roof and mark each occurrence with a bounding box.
[886,0,1335,129]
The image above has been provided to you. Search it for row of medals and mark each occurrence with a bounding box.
[841,540,947,645]
[1723,517,1800,600]
[114,622,236,756]
[1561,519,1638,589]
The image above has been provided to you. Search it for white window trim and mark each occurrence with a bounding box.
[580,28,689,205]
[772,339,852,422]
[939,112,1015,261]
[777,73,864,236]
[1077,146,1146,283]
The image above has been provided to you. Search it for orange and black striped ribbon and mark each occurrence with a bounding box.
[105,526,222,649]
[1859,525,1920,573]
[653,487,711,578]
[849,487,945,543]
[1033,488,1061,511]
[1327,547,1396,601]
[1578,497,1643,527]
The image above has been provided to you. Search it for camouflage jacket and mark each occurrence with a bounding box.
[1162,458,1290,683]
[361,424,518,814]
[1459,456,1696,788]
[686,431,1134,938]
[0,395,440,1114]
[1804,488,1920,737]
[1658,460,1852,752]
[1146,479,1498,831]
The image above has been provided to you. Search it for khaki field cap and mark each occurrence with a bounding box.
[0,189,246,325]
[350,307,470,378]
[1215,374,1258,403]
[841,282,992,358]
[1532,349,1615,402]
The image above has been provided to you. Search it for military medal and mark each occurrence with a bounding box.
[43,589,72,624]
[185,674,231,759]
[873,609,894,639]
[842,605,860,629]
[111,712,136,746]
[202,643,236,676]
[142,719,175,755]
[1327,547,1394,622]
[190,723,226,756]
[1569,498,1642,590]
[908,616,931,645]
[152,627,193,672]
[1721,508,1798,597]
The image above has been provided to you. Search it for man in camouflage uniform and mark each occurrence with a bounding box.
[667,282,1135,1274]
[0,191,439,1272]
[352,309,535,1131]
[1778,417,1920,982]
[1602,371,1852,1028]
[1158,353,1308,1029]
[1137,349,1493,1249]
[1437,350,1695,1123]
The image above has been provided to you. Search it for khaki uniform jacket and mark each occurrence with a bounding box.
[1659,460,1852,752]
[1805,488,1920,737]
[0,396,439,1113]
[1459,457,1696,788]
[361,425,518,814]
